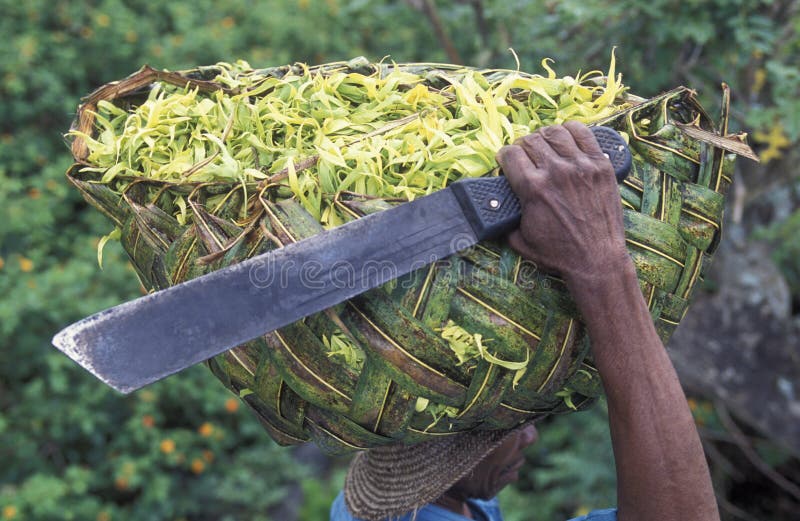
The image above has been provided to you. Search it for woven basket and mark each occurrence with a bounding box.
[67,58,748,454]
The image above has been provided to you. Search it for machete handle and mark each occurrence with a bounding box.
[592,126,633,183]
[451,126,631,241]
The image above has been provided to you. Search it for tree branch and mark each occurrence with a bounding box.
[406,0,463,64]
[465,0,490,49]
[715,401,800,502]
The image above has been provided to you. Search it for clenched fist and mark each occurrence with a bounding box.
[497,121,630,290]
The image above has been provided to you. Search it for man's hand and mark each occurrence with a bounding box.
[497,121,721,521]
[496,121,629,287]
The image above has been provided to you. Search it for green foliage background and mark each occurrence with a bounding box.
[1,1,797,520]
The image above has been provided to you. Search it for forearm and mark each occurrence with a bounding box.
[496,123,719,519]
[568,258,719,521]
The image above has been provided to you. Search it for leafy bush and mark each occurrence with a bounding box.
[1,1,797,519]
[757,206,800,297]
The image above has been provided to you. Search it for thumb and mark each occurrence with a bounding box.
[507,230,540,264]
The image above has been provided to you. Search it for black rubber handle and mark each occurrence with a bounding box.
[450,126,631,241]
[592,126,632,183]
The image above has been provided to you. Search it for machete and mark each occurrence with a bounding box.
[52,126,631,393]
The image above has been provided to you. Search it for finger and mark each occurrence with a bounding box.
[539,125,582,159]
[508,231,554,272]
[563,121,605,158]
[507,230,539,261]
[517,131,558,171]
[497,144,544,200]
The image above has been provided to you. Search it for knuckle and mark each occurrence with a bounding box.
[515,134,537,148]
[540,125,559,137]
[495,145,510,160]
[575,156,596,173]
[593,158,613,177]
[549,157,571,173]
[497,144,520,163]
[542,124,568,141]
[563,120,587,132]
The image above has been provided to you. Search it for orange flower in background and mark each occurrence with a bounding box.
[198,422,214,437]
[28,188,41,199]
[160,439,175,454]
[191,458,205,474]
[96,511,111,521]
[142,415,155,428]
[18,257,33,272]
[0,257,5,270]
[2,506,18,519]
[114,476,129,491]
[224,398,239,413]
[220,16,235,29]
[202,450,214,463]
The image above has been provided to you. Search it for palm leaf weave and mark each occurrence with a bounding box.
[66,58,752,454]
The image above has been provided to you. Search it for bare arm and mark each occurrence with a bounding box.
[497,122,719,521]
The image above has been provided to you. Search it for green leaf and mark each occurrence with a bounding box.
[96,227,121,269]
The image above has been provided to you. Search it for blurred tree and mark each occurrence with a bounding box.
[1,1,797,519]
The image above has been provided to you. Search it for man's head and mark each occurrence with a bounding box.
[343,421,539,520]
[444,422,539,501]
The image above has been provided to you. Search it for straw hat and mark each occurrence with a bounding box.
[343,422,532,520]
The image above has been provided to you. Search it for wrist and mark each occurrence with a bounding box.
[564,248,637,298]
[564,252,646,331]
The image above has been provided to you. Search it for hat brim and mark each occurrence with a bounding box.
[343,424,529,520]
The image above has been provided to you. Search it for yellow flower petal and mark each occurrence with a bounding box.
[160,439,175,454]
[19,257,33,272]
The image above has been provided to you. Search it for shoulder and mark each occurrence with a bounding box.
[330,492,355,521]
[466,497,503,520]
[330,492,357,521]
[567,508,618,521]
